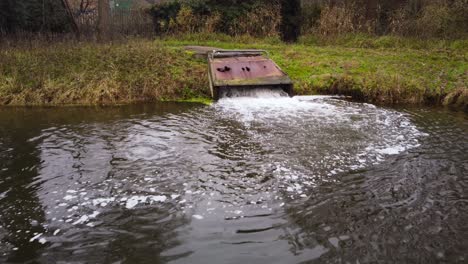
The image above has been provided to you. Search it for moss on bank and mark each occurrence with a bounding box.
[167,97,213,105]
[0,35,466,109]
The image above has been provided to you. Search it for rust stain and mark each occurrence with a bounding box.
[207,51,294,99]
[210,56,284,82]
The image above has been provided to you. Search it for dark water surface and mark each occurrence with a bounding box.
[0,96,466,263]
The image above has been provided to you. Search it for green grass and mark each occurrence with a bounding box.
[0,40,209,105]
[164,34,467,107]
[0,34,467,109]
[166,97,213,105]
[298,33,468,51]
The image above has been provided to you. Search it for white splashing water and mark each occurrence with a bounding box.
[215,94,426,197]
[216,91,340,125]
[220,87,289,99]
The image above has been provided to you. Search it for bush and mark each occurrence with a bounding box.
[229,3,280,37]
[149,0,280,37]
[301,3,322,34]
[149,1,181,34]
[390,0,468,39]
[317,5,355,36]
[0,0,71,33]
[310,0,467,40]
[316,4,375,37]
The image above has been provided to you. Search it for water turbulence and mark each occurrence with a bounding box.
[0,97,466,263]
[219,87,289,99]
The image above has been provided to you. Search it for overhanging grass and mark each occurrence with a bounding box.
[166,97,213,105]
[0,35,466,109]
[0,40,209,105]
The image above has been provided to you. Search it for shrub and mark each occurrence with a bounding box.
[390,0,468,39]
[0,0,70,33]
[317,5,355,36]
[301,3,322,35]
[173,5,198,34]
[316,4,375,37]
[149,0,280,37]
[229,3,280,37]
[149,1,181,34]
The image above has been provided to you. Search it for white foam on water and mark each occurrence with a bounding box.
[63,195,77,201]
[215,96,340,127]
[376,146,407,155]
[192,215,204,220]
[125,195,167,209]
[92,197,115,207]
[215,95,425,198]
[29,233,43,243]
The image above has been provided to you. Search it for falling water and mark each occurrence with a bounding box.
[219,87,289,99]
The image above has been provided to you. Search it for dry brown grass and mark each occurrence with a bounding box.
[316,5,375,37]
[165,3,280,38]
[444,88,468,111]
[229,4,281,37]
[1,36,466,110]
[389,0,468,39]
[0,40,208,106]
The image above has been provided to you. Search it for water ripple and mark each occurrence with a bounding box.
[0,99,466,263]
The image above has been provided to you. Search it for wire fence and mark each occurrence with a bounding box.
[76,9,154,37]
[0,9,155,48]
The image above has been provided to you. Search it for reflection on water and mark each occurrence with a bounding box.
[0,97,466,263]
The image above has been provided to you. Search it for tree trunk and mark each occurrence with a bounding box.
[61,0,80,39]
[280,0,302,42]
[98,0,110,40]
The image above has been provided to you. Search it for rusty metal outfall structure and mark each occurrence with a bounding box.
[208,50,294,100]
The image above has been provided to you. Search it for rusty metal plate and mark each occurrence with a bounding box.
[209,56,291,86]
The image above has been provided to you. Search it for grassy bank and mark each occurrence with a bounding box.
[0,35,467,109]
[0,40,208,105]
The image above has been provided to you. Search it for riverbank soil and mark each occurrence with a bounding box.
[0,36,466,109]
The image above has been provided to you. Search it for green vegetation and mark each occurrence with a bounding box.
[166,34,467,108]
[0,35,467,109]
[149,0,281,38]
[148,0,467,40]
[0,0,71,33]
[168,97,213,105]
[0,40,208,105]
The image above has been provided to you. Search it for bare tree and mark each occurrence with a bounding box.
[79,0,92,14]
[61,0,81,38]
[280,0,302,42]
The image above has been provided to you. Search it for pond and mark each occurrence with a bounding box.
[0,95,466,263]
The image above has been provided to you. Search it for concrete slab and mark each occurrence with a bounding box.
[184,46,222,59]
